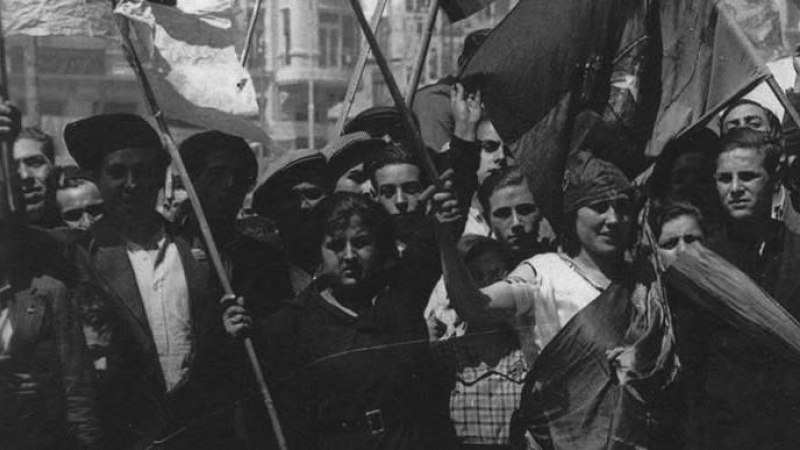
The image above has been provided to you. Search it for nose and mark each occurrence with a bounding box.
[17,163,31,180]
[676,238,687,254]
[511,210,521,227]
[123,170,137,191]
[343,241,355,260]
[604,205,620,225]
[300,196,313,211]
[78,212,93,230]
[730,175,744,194]
[394,189,408,212]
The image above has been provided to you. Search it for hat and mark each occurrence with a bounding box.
[179,130,257,185]
[252,149,327,216]
[562,151,632,213]
[343,106,407,141]
[323,132,386,183]
[64,114,166,173]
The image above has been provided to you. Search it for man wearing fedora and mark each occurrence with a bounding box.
[64,113,239,449]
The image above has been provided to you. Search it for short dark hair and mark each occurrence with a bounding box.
[364,141,424,187]
[717,128,782,176]
[17,127,55,163]
[477,165,529,218]
[719,99,782,138]
[318,191,396,266]
[648,200,706,241]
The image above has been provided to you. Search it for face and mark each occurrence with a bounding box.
[575,197,632,259]
[715,147,773,222]
[97,148,165,224]
[467,249,509,288]
[335,163,372,195]
[57,182,104,230]
[488,184,541,255]
[477,121,508,185]
[721,103,771,134]
[321,214,377,287]
[373,163,423,215]
[657,214,704,267]
[195,150,254,224]
[13,138,54,222]
[290,181,327,212]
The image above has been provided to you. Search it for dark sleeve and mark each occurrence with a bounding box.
[432,135,481,238]
[52,278,103,448]
[782,90,800,157]
[412,81,455,152]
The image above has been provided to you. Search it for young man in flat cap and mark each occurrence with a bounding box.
[64,113,239,449]
[252,149,330,308]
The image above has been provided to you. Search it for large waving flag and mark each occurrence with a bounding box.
[440,0,497,23]
[1,0,116,38]
[647,0,771,156]
[114,0,269,143]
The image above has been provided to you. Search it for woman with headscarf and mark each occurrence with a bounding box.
[435,152,678,449]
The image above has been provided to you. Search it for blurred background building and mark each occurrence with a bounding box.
[4,0,798,166]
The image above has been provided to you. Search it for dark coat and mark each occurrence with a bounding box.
[72,218,238,449]
[0,229,102,450]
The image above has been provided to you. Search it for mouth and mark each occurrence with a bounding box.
[728,199,750,209]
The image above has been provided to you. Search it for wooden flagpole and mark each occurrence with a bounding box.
[333,0,390,136]
[0,7,20,215]
[115,16,288,450]
[347,0,439,182]
[404,0,440,108]
[239,0,263,67]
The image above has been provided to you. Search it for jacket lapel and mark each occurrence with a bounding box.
[8,283,45,358]
[174,233,211,359]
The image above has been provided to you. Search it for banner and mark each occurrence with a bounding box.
[647,0,771,156]
[1,0,116,39]
[115,0,268,143]
[440,0,496,23]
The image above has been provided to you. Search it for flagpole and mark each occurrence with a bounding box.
[333,0,389,136]
[404,0,440,108]
[347,0,439,182]
[115,16,288,450]
[239,0,264,67]
[0,6,20,214]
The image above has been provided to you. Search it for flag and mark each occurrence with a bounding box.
[440,0,496,23]
[115,0,269,143]
[722,0,788,63]
[668,243,800,362]
[1,0,116,39]
[647,0,771,156]
[459,0,650,229]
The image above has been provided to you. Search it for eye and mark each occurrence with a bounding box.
[24,156,47,168]
[612,198,632,214]
[351,235,373,250]
[480,141,502,153]
[378,185,397,199]
[715,172,733,184]
[515,203,537,216]
[738,171,762,182]
[745,116,764,128]
[588,201,611,214]
[104,165,126,180]
[684,234,703,245]
[401,181,423,195]
[492,207,512,219]
[659,237,680,250]
[325,238,345,253]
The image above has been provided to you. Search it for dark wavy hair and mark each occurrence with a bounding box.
[716,127,782,176]
[317,191,397,267]
[647,200,706,241]
[364,141,426,187]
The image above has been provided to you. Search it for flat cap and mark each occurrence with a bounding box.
[323,132,386,183]
[344,106,407,141]
[252,149,327,216]
[64,114,166,173]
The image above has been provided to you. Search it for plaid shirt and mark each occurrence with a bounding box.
[435,329,528,445]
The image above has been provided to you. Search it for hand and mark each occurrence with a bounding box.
[451,83,482,141]
[222,295,251,339]
[421,169,463,224]
[0,101,21,142]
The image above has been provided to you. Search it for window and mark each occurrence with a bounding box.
[281,8,291,65]
[319,12,340,68]
[341,16,357,67]
[37,48,105,75]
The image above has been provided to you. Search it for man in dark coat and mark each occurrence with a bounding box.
[692,128,800,449]
[0,102,102,449]
[64,114,238,449]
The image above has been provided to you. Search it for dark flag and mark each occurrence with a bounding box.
[667,243,800,361]
[647,0,771,156]
[440,0,497,23]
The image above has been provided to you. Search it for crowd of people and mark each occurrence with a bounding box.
[2,30,800,450]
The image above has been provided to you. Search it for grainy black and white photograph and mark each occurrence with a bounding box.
[1,0,800,448]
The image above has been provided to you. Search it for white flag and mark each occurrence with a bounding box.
[115,0,268,143]
[1,0,116,38]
